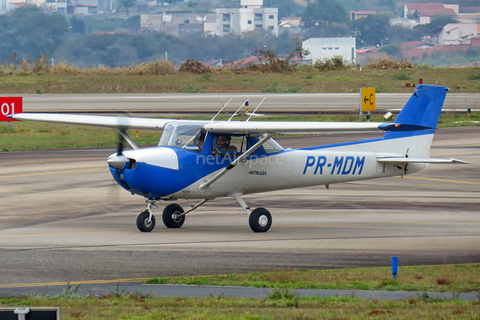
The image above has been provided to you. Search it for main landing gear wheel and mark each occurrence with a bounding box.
[162,204,185,228]
[136,210,156,232]
[249,207,272,233]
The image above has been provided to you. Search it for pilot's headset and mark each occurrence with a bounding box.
[219,135,230,146]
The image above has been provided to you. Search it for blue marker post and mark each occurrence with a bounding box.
[392,256,398,281]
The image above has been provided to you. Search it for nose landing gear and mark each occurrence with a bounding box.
[135,198,211,232]
[136,199,157,232]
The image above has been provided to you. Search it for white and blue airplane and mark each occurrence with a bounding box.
[11,85,469,233]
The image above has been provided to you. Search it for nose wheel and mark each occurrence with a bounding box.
[136,210,156,232]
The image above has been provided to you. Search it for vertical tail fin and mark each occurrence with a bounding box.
[393,84,449,129]
[382,85,449,158]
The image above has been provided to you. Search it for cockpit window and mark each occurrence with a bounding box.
[263,138,283,154]
[211,135,243,157]
[158,121,205,151]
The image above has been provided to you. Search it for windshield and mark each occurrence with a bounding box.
[158,121,206,149]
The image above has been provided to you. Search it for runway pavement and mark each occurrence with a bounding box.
[4,92,480,114]
[0,128,479,292]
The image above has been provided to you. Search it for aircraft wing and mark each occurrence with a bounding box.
[377,157,470,164]
[203,121,385,134]
[10,113,177,131]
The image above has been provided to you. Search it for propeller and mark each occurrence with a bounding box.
[107,130,127,170]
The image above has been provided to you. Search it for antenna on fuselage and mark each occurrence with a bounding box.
[228,99,249,121]
[246,97,266,122]
[210,98,232,122]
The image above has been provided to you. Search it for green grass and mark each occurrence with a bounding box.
[1,265,479,319]
[144,264,480,293]
[0,292,479,319]
[1,113,478,151]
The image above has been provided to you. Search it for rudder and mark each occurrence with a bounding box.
[393,84,449,129]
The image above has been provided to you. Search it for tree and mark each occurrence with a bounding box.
[301,0,349,30]
[412,14,458,40]
[378,44,400,56]
[351,13,391,47]
[118,0,136,17]
[267,0,305,19]
[70,15,85,34]
[301,0,350,38]
[0,6,68,61]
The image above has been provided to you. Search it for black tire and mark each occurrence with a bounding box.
[249,208,272,233]
[136,210,156,232]
[162,204,185,228]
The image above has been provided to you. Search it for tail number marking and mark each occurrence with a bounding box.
[303,156,365,175]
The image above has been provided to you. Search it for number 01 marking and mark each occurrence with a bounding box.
[1,102,14,115]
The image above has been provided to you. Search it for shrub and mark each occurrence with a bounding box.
[179,59,212,74]
[313,56,346,71]
[368,58,425,69]
[392,72,412,80]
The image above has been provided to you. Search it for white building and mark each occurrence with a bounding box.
[436,23,478,45]
[216,0,278,36]
[303,37,356,64]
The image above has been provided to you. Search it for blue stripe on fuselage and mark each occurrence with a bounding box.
[300,129,435,151]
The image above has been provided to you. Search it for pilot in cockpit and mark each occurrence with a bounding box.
[213,135,237,155]
[195,132,205,151]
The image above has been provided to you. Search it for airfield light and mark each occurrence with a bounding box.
[383,112,393,121]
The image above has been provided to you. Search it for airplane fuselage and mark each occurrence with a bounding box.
[109,132,431,200]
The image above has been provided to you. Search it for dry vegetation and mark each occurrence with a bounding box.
[2,55,480,95]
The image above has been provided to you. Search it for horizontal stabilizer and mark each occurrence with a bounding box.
[377,157,470,164]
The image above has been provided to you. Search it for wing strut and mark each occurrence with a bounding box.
[199,133,273,191]
[211,98,232,122]
[228,99,249,121]
[246,97,266,122]
[118,130,139,150]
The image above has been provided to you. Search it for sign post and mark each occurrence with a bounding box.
[359,88,375,121]
[0,97,22,129]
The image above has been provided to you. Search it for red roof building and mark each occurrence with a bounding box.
[404,3,457,25]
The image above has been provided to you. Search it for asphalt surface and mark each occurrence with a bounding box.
[4,92,480,114]
[0,127,479,298]
[1,283,479,301]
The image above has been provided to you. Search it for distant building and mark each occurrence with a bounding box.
[350,11,376,21]
[303,37,356,64]
[433,23,478,46]
[403,3,457,25]
[141,12,216,36]
[279,17,301,35]
[76,0,98,14]
[216,0,278,36]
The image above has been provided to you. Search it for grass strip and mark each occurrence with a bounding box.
[1,293,479,319]
[3,67,480,94]
[144,264,480,293]
[1,113,478,152]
